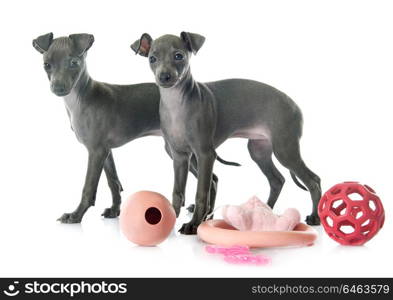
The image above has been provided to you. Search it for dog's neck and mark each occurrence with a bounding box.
[159,68,198,104]
[63,67,92,111]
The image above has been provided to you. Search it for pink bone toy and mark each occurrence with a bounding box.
[205,245,271,266]
[224,254,271,265]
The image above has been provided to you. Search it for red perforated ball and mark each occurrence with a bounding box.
[318,182,384,245]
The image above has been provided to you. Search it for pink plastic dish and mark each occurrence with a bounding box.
[197,219,318,248]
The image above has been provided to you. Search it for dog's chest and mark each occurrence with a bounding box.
[68,110,91,143]
[64,101,96,145]
[160,101,194,151]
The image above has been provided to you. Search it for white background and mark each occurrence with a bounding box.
[0,0,392,277]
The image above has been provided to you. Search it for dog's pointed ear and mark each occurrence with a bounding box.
[69,33,94,56]
[131,33,152,57]
[33,32,54,54]
[180,32,205,55]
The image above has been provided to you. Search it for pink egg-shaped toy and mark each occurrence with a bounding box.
[120,191,176,246]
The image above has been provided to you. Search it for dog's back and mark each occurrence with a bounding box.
[202,78,303,145]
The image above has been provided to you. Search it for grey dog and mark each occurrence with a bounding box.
[33,32,221,223]
[132,32,322,234]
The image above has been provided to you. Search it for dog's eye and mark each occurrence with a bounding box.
[149,56,157,64]
[70,59,80,67]
[174,53,184,61]
[43,62,51,70]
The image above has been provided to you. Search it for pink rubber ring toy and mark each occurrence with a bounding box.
[197,219,318,248]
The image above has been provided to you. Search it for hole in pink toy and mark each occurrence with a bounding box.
[337,220,355,235]
[361,219,370,227]
[351,206,363,219]
[347,192,363,201]
[331,199,347,216]
[369,200,376,211]
[325,216,333,227]
[332,199,343,208]
[340,225,355,234]
[145,207,162,225]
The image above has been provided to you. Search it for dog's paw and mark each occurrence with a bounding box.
[101,207,120,218]
[306,214,320,226]
[186,204,195,213]
[57,213,82,224]
[179,222,199,235]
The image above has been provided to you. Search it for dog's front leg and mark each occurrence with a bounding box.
[102,150,123,218]
[58,148,109,223]
[179,150,216,235]
[172,151,191,217]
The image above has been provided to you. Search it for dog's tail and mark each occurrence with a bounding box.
[216,155,241,166]
[290,171,308,191]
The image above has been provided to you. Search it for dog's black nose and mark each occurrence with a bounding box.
[52,84,66,94]
[55,86,65,93]
[159,72,172,83]
[51,83,69,96]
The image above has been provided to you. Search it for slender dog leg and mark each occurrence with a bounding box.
[248,139,285,208]
[179,150,216,235]
[102,151,123,218]
[58,148,109,223]
[165,142,218,215]
[273,139,321,225]
[172,151,191,217]
[189,155,218,218]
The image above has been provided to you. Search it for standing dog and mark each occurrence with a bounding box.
[33,32,219,223]
[132,32,321,234]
